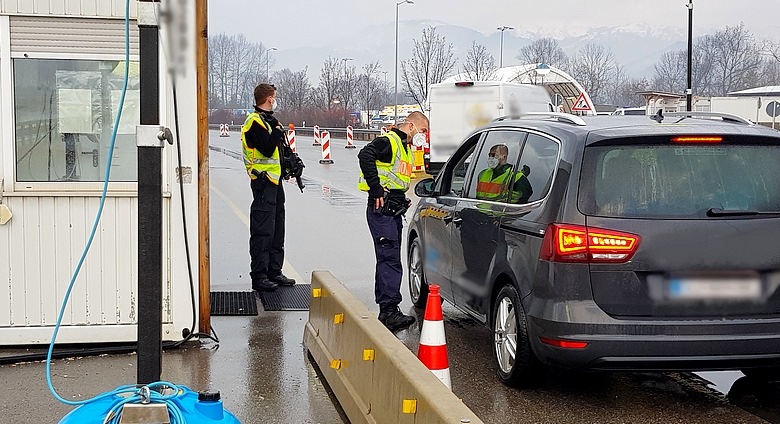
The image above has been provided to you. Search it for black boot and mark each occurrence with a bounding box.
[269,273,295,286]
[253,278,278,292]
[378,304,416,332]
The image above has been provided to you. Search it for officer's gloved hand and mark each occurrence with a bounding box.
[368,185,385,199]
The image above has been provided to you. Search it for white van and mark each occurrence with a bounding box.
[611,107,647,116]
[425,81,552,174]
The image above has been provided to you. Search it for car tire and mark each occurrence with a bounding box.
[408,237,430,308]
[492,284,543,388]
[741,367,780,381]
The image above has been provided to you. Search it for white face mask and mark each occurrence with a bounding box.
[487,157,499,169]
[271,99,278,111]
[412,133,426,147]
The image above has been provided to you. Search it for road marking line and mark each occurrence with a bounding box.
[210,184,249,227]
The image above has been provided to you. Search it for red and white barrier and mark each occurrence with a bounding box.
[313,125,321,146]
[287,123,296,153]
[345,125,355,149]
[219,123,230,137]
[417,284,451,389]
[380,126,387,135]
[319,130,334,164]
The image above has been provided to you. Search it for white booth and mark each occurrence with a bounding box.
[0,0,201,344]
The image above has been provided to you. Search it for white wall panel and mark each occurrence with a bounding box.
[0,0,137,17]
[2,196,141,329]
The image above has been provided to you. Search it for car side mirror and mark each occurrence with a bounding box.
[414,178,436,197]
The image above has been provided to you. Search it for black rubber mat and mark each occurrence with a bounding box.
[257,284,311,311]
[210,291,258,316]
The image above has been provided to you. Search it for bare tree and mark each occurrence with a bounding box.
[208,32,235,108]
[273,67,311,112]
[401,27,458,107]
[711,24,762,95]
[462,41,497,81]
[517,38,568,68]
[357,62,383,119]
[653,51,686,93]
[566,43,616,104]
[337,63,358,113]
[313,57,342,111]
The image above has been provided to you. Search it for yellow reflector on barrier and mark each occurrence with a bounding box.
[402,399,417,414]
[330,359,342,370]
[312,288,322,298]
[334,313,344,324]
[362,349,375,361]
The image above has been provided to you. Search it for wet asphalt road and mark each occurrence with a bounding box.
[210,129,779,424]
[0,129,777,423]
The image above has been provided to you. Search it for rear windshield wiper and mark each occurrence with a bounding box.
[706,207,780,217]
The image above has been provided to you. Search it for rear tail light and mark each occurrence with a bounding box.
[672,136,722,144]
[454,81,474,87]
[539,223,640,263]
[539,337,589,349]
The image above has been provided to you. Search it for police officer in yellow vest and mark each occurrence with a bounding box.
[358,111,429,332]
[476,144,533,204]
[242,83,296,292]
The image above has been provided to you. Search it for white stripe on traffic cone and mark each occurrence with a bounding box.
[219,123,230,137]
[417,284,451,389]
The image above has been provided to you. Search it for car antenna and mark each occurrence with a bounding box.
[650,109,664,123]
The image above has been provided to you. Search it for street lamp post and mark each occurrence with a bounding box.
[686,0,693,111]
[266,47,277,82]
[395,0,414,125]
[497,25,514,68]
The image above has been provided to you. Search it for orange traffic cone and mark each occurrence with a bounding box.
[417,284,451,389]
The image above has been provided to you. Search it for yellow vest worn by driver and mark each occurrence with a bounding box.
[357,131,412,192]
[241,111,282,184]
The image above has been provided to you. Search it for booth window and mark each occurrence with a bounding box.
[13,59,140,183]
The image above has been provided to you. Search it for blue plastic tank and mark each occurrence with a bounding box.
[60,386,240,423]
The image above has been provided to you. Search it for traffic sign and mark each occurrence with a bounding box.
[571,93,592,112]
[766,101,780,118]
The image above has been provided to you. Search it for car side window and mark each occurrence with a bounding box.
[442,133,481,197]
[466,130,525,202]
[513,133,559,204]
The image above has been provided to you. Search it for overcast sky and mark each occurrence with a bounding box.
[208,0,779,50]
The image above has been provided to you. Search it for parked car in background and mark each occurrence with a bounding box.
[407,111,780,387]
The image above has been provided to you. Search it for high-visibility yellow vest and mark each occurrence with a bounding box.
[476,166,512,200]
[508,172,529,203]
[241,112,281,184]
[357,131,412,192]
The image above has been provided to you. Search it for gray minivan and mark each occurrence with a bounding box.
[407,111,780,387]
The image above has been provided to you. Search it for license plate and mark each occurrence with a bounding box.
[667,276,762,300]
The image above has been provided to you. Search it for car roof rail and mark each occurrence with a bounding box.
[650,110,754,125]
[520,112,587,126]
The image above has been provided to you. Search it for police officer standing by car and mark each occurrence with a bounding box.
[358,111,429,331]
[241,83,300,292]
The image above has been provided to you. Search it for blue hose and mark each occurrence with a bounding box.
[45,1,188,422]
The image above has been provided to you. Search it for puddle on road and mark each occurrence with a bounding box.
[302,177,364,210]
[209,145,364,210]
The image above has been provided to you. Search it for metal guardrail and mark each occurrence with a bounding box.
[208,124,382,141]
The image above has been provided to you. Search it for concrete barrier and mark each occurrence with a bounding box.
[304,271,483,424]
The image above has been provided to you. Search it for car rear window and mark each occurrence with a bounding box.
[579,141,780,218]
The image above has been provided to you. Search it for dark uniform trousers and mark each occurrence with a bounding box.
[366,206,404,306]
[250,176,286,282]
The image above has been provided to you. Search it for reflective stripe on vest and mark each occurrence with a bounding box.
[241,112,281,184]
[357,131,412,192]
[476,166,512,200]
